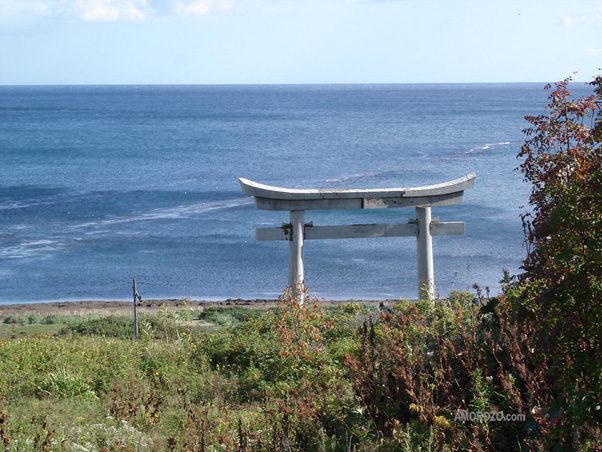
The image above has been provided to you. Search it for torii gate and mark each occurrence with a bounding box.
[239,173,475,301]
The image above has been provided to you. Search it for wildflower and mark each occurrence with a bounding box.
[435,415,451,429]
[409,403,424,414]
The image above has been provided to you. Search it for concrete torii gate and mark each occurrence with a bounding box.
[239,173,476,301]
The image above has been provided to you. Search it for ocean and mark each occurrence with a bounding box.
[0,83,593,304]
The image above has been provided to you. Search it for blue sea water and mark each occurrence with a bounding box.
[0,83,593,303]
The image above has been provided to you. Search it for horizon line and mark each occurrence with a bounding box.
[1,80,595,88]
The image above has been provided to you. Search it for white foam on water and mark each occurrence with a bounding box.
[325,172,379,183]
[0,202,29,210]
[73,197,253,231]
[0,197,255,260]
[445,141,513,160]
[0,240,63,259]
[322,169,406,185]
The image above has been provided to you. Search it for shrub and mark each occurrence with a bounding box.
[512,74,602,446]
[59,316,136,339]
[37,369,98,400]
[343,294,563,450]
[196,306,267,326]
[274,286,333,363]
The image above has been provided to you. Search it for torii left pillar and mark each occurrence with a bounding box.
[416,206,435,300]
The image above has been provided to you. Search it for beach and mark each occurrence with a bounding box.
[0,298,397,317]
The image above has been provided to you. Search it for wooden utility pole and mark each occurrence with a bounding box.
[133,278,142,340]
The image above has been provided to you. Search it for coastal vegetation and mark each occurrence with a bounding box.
[0,291,524,451]
[0,75,601,451]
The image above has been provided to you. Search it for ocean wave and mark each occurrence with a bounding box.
[469,141,511,153]
[324,172,380,183]
[0,202,29,210]
[320,169,408,186]
[72,197,253,231]
[0,240,63,259]
[1,197,254,260]
[0,197,74,211]
[445,141,512,160]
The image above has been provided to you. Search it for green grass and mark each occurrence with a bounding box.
[195,306,271,325]
[1,294,593,451]
[0,301,373,451]
[0,322,66,338]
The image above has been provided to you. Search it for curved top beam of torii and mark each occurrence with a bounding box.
[239,173,476,211]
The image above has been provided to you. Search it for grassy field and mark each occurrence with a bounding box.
[0,323,66,338]
[0,290,597,451]
[0,297,379,451]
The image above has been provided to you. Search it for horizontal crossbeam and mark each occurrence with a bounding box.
[256,221,464,241]
[253,191,464,211]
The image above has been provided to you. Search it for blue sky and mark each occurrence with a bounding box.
[1,0,601,85]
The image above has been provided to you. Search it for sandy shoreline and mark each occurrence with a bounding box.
[0,298,398,316]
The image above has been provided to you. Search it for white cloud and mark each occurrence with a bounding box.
[74,0,148,21]
[563,16,575,27]
[0,0,235,26]
[563,8,602,27]
[175,0,231,16]
[0,0,47,15]
[0,0,50,30]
